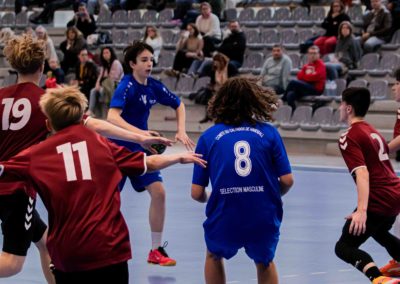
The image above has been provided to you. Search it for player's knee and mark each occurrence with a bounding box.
[149,187,166,201]
[334,240,346,261]
[0,252,24,276]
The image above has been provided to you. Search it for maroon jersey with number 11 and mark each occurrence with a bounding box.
[339,121,400,217]
[0,124,146,272]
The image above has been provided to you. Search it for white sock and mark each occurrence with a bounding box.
[151,232,162,250]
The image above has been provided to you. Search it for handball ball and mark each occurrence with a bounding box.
[150,132,166,154]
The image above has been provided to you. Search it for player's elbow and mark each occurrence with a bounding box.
[280,173,294,196]
[191,184,206,202]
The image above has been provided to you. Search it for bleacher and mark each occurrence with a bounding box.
[0,1,398,156]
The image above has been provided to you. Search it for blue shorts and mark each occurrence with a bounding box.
[205,233,279,266]
[119,171,163,192]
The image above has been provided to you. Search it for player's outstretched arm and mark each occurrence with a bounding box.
[86,117,173,154]
[146,152,207,172]
[347,167,369,236]
[279,173,294,196]
[191,184,209,203]
[107,108,148,136]
[388,136,400,153]
[175,103,195,151]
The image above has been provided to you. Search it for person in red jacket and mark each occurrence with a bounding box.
[282,45,326,110]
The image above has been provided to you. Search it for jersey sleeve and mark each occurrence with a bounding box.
[270,129,292,177]
[109,79,131,109]
[0,148,33,196]
[339,132,366,175]
[107,140,146,177]
[153,80,181,109]
[192,135,209,187]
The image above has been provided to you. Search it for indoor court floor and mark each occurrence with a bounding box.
[2,161,398,284]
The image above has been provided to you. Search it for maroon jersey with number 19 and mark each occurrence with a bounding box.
[0,82,48,195]
[0,124,146,272]
[339,121,400,217]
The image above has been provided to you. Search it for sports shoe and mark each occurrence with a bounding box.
[380,260,400,277]
[372,276,400,284]
[147,242,176,266]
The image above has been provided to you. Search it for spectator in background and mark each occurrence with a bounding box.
[67,2,97,39]
[71,48,98,100]
[30,0,75,25]
[196,2,222,57]
[60,26,87,73]
[188,20,245,77]
[143,26,163,66]
[167,23,204,76]
[259,45,292,95]
[87,46,124,118]
[325,21,362,80]
[361,0,392,53]
[0,28,15,46]
[387,0,400,38]
[314,0,350,56]
[35,25,58,72]
[282,46,326,110]
[48,58,65,84]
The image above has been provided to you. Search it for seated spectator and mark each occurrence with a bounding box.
[143,26,163,66]
[325,21,362,80]
[314,0,350,56]
[196,2,222,57]
[35,25,58,72]
[87,46,123,118]
[387,0,400,38]
[71,48,98,101]
[259,45,292,95]
[360,0,392,53]
[60,27,87,73]
[67,2,97,39]
[48,58,65,85]
[188,20,245,77]
[16,0,44,14]
[167,23,204,76]
[282,46,326,110]
[30,0,75,24]
[0,28,14,46]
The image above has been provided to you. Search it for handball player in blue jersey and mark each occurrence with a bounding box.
[108,41,195,266]
[191,77,294,284]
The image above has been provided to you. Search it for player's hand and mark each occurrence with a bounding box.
[175,131,195,151]
[140,137,173,155]
[179,152,207,168]
[346,210,367,236]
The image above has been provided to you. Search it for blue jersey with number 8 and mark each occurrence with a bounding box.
[192,122,291,244]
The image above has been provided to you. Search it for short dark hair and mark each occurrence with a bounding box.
[208,77,278,125]
[123,41,154,73]
[394,68,400,81]
[272,44,283,50]
[342,87,371,117]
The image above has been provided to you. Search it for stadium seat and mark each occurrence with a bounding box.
[300,106,333,131]
[193,77,211,93]
[280,105,313,130]
[334,78,347,101]
[160,76,177,91]
[347,5,363,27]
[97,7,112,29]
[152,51,174,73]
[275,8,294,27]
[175,76,195,97]
[238,8,256,27]
[381,30,400,51]
[245,28,262,50]
[321,109,347,132]
[369,80,389,100]
[1,12,15,29]
[293,7,313,27]
[112,10,128,29]
[255,8,273,27]
[348,54,379,76]
[112,29,128,49]
[2,73,17,88]
[310,6,326,26]
[272,105,292,127]
[142,10,158,26]
[369,53,399,77]
[15,11,28,30]
[260,28,280,49]
[129,10,144,28]
[128,29,144,44]
[280,29,299,50]
[158,9,178,28]
[160,29,178,50]
[239,52,264,74]
[348,79,368,88]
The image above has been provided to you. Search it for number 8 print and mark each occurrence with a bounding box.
[234,141,252,177]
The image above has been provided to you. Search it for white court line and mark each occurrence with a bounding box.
[227,281,240,284]
[338,269,353,272]
[282,274,300,278]
[310,272,327,275]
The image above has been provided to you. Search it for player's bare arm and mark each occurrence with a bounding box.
[191,184,208,203]
[175,103,195,151]
[279,173,294,196]
[107,108,150,136]
[388,136,400,153]
[348,167,369,236]
[146,153,206,172]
